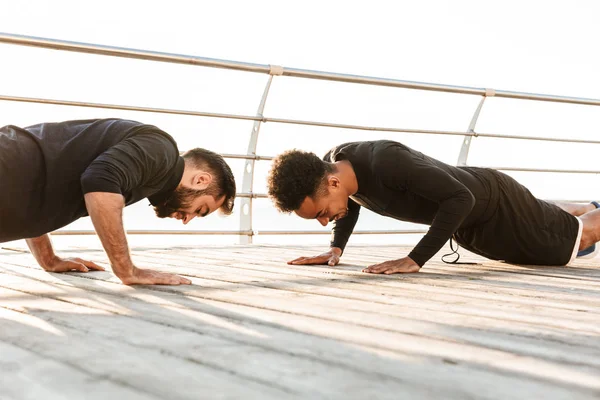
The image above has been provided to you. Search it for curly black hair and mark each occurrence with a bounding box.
[267,149,334,212]
[183,148,236,215]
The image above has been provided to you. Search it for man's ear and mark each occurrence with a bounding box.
[327,175,341,189]
[193,172,213,190]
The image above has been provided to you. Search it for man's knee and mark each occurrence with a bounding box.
[579,214,600,249]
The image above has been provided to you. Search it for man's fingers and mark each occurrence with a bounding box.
[126,270,192,286]
[363,264,387,274]
[49,260,88,273]
[67,262,89,273]
[290,256,327,265]
[74,258,106,271]
[160,274,191,285]
[292,258,319,265]
[362,263,419,274]
[81,260,105,271]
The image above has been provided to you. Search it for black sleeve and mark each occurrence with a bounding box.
[322,148,361,253]
[377,145,475,266]
[330,198,361,253]
[80,132,178,195]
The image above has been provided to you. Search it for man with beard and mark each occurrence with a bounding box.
[266,140,600,274]
[0,118,235,285]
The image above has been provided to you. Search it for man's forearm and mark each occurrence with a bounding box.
[330,199,361,253]
[84,192,134,279]
[26,234,57,269]
[408,190,476,266]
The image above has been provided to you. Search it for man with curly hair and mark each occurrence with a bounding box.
[1,118,236,285]
[267,140,600,274]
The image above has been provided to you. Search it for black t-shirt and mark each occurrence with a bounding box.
[325,140,501,266]
[0,118,184,242]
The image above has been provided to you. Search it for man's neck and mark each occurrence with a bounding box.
[335,160,359,196]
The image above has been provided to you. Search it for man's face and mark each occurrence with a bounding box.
[154,186,225,225]
[295,189,349,227]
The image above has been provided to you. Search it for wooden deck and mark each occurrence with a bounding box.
[0,241,599,400]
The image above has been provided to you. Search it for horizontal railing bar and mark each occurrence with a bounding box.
[50,218,592,236]
[492,167,600,174]
[51,230,254,236]
[265,117,600,144]
[3,94,600,146]
[474,132,600,144]
[236,193,268,199]
[0,33,270,74]
[255,230,428,235]
[193,153,600,174]
[545,200,594,203]
[220,153,274,161]
[2,32,600,106]
[283,67,600,106]
[0,94,261,122]
[50,229,428,236]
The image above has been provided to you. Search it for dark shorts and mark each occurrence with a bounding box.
[0,126,44,242]
[454,170,579,266]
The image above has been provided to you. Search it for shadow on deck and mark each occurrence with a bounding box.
[1,242,599,400]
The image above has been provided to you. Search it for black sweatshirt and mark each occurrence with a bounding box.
[0,118,184,242]
[325,140,500,266]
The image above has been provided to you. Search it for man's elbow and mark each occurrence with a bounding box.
[461,189,476,212]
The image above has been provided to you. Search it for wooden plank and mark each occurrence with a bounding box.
[3,257,600,360]
[0,298,294,399]
[132,249,600,311]
[4,256,600,360]
[2,244,600,399]
[1,266,599,396]
[111,253,600,333]
[239,244,600,282]
[4,250,593,340]
[241,245,600,285]
[0,341,156,400]
[0,285,440,399]
[1,278,597,400]
[140,246,600,298]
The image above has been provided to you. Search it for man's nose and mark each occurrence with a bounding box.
[317,216,329,226]
[182,214,196,225]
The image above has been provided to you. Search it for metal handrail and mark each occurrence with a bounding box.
[1,32,599,240]
[50,229,429,236]
[3,94,600,146]
[2,32,600,106]
[50,230,254,236]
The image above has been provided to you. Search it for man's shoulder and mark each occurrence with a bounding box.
[96,119,178,153]
[324,140,393,161]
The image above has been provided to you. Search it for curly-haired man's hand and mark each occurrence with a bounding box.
[362,257,420,274]
[288,247,342,266]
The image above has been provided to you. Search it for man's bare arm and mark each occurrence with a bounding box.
[26,234,105,272]
[84,192,190,285]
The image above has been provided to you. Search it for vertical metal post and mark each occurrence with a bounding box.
[238,67,282,243]
[457,89,494,166]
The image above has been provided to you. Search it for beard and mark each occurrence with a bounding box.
[154,186,209,218]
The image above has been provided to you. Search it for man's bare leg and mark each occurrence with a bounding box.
[578,209,600,251]
[549,201,596,217]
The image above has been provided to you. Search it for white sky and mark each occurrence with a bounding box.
[1,0,599,245]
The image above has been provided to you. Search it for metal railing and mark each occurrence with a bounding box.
[1,32,599,241]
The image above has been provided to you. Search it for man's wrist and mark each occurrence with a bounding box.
[330,247,342,256]
[39,254,60,270]
[112,263,136,279]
